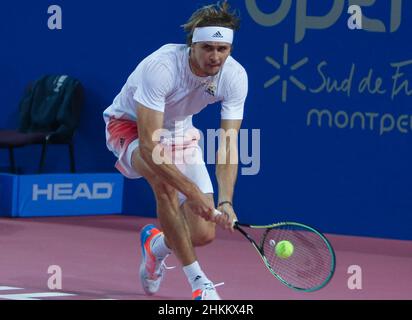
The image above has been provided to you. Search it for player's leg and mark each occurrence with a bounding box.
[178,194,223,300]
[173,145,222,300]
[132,147,202,296]
[104,119,211,297]
[181,194,216,247]
[133,147,220,299]
[132,147,197,266]
[177,143,216,247]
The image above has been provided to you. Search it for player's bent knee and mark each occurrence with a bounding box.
[192,228,216,247]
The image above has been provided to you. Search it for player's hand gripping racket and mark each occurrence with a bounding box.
[214,210,336,292]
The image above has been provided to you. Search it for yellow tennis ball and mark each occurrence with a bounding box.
[275,240,294,259]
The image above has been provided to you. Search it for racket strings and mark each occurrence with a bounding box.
[261,225,334,291]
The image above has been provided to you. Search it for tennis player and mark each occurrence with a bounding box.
[103,1,248,300]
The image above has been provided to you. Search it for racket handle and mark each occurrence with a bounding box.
[213,209,238,226]
[214,209,223,217]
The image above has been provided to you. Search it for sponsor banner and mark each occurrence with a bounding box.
[0,174,19,217]
[0,173,123,217]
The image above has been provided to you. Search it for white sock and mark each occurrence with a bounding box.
[151,233,171,261]
[183,261,210,291]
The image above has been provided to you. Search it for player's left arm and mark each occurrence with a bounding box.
[215,119,242,232]
[215,65,248,231]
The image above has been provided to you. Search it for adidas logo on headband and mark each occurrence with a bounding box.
[212,31,224,38]
[192,27,234,44]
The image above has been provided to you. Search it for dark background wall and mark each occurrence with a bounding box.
[1,0,411,240]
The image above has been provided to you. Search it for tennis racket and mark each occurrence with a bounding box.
[214,210,336,292]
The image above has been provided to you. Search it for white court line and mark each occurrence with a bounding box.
[0,284,115,300]
[0,292,76,300]
[0,287,23,291]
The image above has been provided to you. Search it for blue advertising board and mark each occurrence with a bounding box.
[0,173,123,217]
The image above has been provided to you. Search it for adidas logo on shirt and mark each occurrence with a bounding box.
[205,82,217,96]
[212,31,223,38]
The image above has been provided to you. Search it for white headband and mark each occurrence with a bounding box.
[192,27,234,44]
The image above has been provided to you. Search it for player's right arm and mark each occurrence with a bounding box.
[136,103,214,220]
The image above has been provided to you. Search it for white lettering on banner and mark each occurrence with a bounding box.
[252,2,406,138]
[391,60,412,100]
[72,183,92,199]
[93,183,115,200]
[54,184,72,200]
[245,0,403,43]
[32,183,113,201]
[307,109,412,135]
[264,42,412,107]
[309,60,412,101]
[33,184,53,200]
[309,62,356,97]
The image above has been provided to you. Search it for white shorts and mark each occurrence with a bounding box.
[105,117,214,204]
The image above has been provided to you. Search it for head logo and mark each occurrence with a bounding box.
[32,183,113,201]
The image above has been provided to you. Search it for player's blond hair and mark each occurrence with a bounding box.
[182,1,241,46]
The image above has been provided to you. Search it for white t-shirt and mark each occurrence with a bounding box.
[103,44,248,138]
